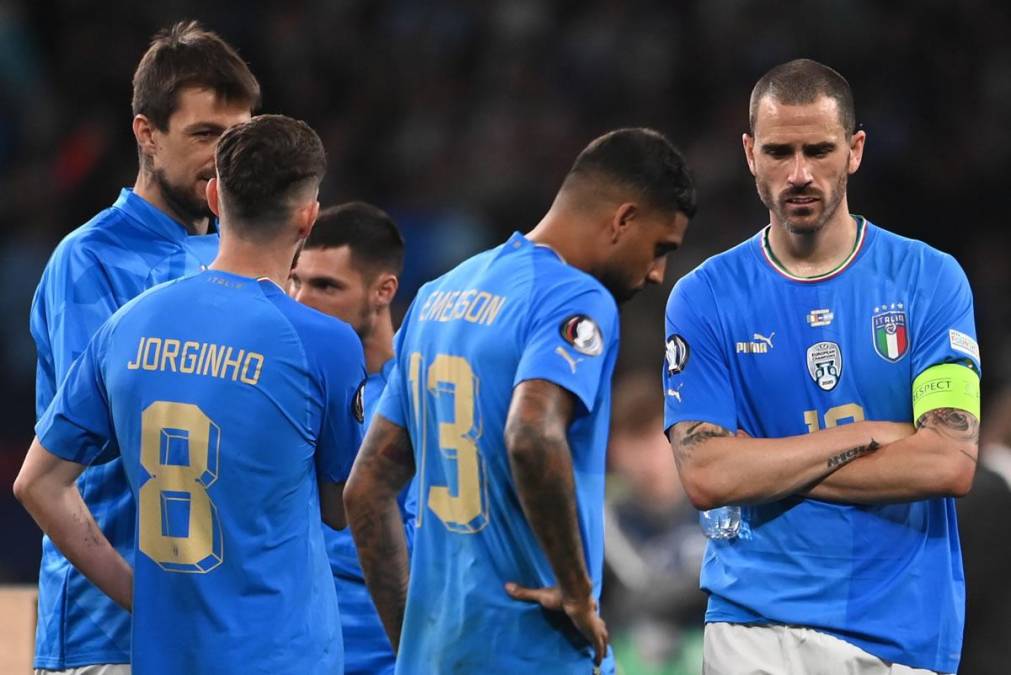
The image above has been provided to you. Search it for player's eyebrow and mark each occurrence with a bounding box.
[656,241,680,256]
[183,122,228,136]
[803,142,836,154]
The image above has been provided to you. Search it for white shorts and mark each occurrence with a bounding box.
[703,623,948,675]
[36,666,130,675]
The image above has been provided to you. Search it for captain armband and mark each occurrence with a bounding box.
[912,363,981,421]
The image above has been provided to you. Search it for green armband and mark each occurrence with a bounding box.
[912,363,981,421]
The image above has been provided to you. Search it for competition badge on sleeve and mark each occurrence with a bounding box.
[872,304,908,362]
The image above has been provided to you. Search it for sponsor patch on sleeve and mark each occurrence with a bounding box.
[352,379,366,423]
[560,315,603,356]
[665,334,690,375]
[949,328,980,361]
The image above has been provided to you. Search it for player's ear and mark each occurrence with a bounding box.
[206,177,221,218]
[610,202,637,244]
[295,200,320,240]
[848,129,866,175]
[743,133,757,175]
[374,273,398,308]
[133,115,158,163]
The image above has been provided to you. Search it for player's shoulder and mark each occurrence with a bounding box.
[263,284,363,364]
[46,203,136,268]
[668,233,758,307]
[867,220,966,277]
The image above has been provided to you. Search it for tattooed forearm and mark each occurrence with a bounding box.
[916,408,979,463]
[505,380,592,601]
[826,439,880,468]
[668,421,732,471]
[344,417,415,650]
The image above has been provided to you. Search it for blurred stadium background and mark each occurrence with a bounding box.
[1,1,1009,672]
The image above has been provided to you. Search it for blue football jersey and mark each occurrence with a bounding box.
[29,188,218,668]
[36,270,366,675]
[662,218,979,673]
[327,357,417,675]
[377,232,619,674]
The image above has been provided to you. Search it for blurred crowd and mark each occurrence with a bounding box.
[1,1,1009,672]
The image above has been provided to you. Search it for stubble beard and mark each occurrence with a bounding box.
[152,167,214,229]
[759,168,849,236]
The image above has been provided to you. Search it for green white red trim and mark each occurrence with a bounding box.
[762,217,867,282]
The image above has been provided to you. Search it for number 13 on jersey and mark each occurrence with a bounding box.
[408,352,489,534]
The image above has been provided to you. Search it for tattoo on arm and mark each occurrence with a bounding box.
[916,407,980,463]
[345,418,415,650]
[668,421,732,471]
[505,380,592,601]
[826,439,880,469]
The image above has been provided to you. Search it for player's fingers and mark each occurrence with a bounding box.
[504,582,556,608]
[591,616,608,666]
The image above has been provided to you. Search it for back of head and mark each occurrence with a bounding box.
[304,202,405,277]
[132,20,261,131]
[215,115,327,240]
[564,127,697,219]
[749,59,855,135]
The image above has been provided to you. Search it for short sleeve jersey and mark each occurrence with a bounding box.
[37,270,365,675]
[29,188,219,668]
[662,218,979,673]
[377,232,620,674]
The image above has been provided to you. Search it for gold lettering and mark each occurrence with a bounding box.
[452,290,476,320]
[141,337,162,371]
[179,341,200,373]
[201,344,226,377]
[160,339,181,372]
[240,353,265,385]
[437,291,460,322]
[420,291,442,321]
[128,337,145,370]
[480,295,506,325]
[464,292,491,323]
[220,347,245,381]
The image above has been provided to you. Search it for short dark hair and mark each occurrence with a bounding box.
[749,59,855,135]
[304,202,405,277]
[565,128,697,219]
[215,115,327,239]
[132,20,261,131]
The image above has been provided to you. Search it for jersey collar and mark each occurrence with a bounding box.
[760,215,868,283]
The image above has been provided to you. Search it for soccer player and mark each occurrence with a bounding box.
[289,202,415,674]
[15,115,365,674]
[663,59,979,674]
[28,21,259,675]
[344,128,697,674]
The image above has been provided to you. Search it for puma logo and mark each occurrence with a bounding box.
[753,332,775,349]
[555,346,583,374]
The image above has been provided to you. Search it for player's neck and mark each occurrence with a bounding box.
[363,312,395,375]
[526,212,592,272]
[209,239,295,289]
[133,170,210,236]
[767,210,859,278]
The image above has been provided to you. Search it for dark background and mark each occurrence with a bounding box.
[1,1,1009,670]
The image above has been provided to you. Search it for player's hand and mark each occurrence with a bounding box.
[504,583,609,665]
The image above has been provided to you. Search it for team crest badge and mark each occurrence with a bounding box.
[560,315,603,356]
[872,305,908,362]
[807,341,842,391]
[665,334,690,375]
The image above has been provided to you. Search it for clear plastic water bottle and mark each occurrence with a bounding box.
[700,506,741,539]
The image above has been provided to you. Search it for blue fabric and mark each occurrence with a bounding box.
[377,232,619,674]
[37,270,365,675]
[662,219,978,673]
[29,188,218,668]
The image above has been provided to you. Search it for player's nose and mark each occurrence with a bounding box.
[646,257,666,285]
[787,154,813,185]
